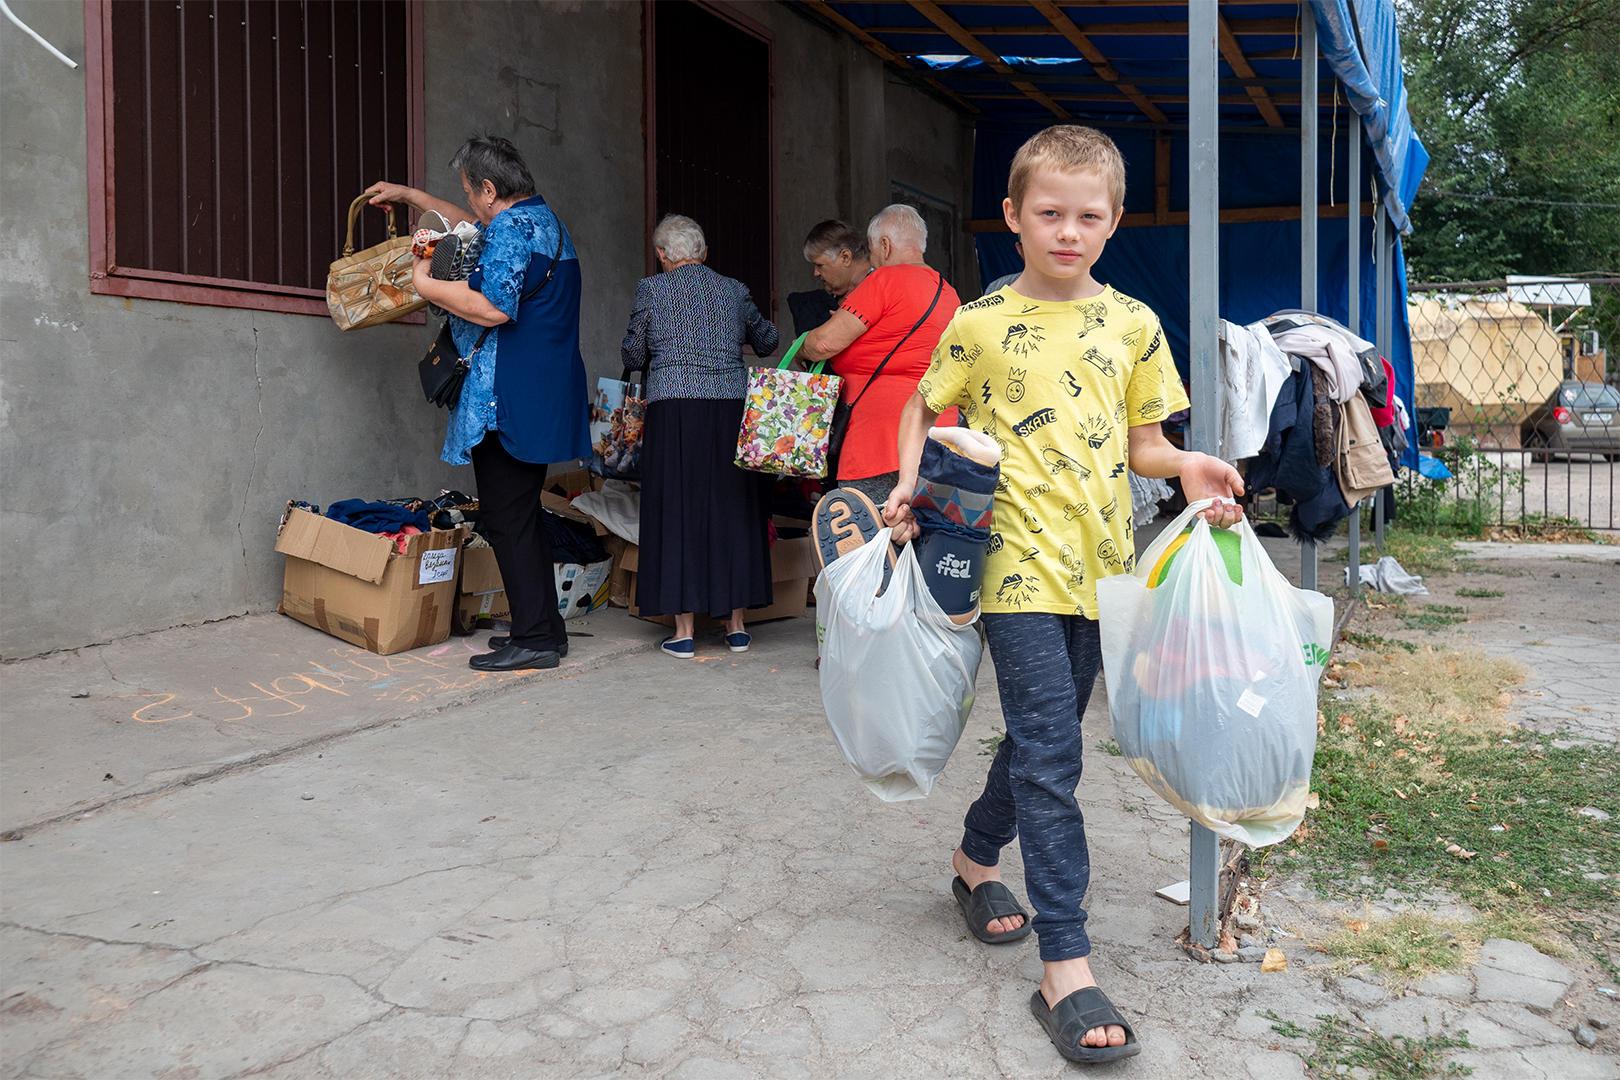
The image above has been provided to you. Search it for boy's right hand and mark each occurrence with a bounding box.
[882,485,919,544]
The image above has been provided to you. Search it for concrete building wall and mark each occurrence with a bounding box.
[0,0,972,659]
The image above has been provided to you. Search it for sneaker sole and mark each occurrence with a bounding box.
[812,487,898,594]
[728,644,749,653]
[813,488,882,571]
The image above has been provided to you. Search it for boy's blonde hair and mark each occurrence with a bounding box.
[1007,125,1126,214]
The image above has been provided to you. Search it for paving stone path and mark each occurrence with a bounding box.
[2,542,1616,1077]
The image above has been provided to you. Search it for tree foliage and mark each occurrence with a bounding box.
[1397,0,1620,282]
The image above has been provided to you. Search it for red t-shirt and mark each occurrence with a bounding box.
[832,264,961,480]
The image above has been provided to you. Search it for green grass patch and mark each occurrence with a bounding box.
[1401,611,1469,632]
[1336,524,1475,575]
[1316,910,1475,988]
[1098,738,1122,757]
[1259,1010,1473,1080]
[1424,604,1468,615]
[1453,587,1503,598]
[978,729,1004,757]
[1341,629,1418,655]
[1276,680,1620,974]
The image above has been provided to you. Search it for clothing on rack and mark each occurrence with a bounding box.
[1262,312,1378,405]
[1128,472,1174,528]
[1246,359,1354,541]
[1217,320,1294,463]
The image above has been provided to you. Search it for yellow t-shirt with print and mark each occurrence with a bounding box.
[917,284,1189,618]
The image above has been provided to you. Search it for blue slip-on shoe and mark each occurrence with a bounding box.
[726,631,751,653]
[660,636,695,659]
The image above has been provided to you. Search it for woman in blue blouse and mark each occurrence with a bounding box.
[622,214,779,658]
[366,137,590,672]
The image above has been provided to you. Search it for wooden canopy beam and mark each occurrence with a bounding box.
[1028,0,1168,122]
[804,0,979,112]
[906,0,1070,119]
[1217,14,1284,127]
[967,200,1378,231]
[863,19,1301,38]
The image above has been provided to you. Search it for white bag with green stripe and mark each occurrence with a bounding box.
[1097,500,1333,847]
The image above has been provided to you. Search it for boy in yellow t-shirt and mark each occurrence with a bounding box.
[883,126,1244,1064]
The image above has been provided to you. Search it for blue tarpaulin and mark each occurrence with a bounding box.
[823,0,1429,467]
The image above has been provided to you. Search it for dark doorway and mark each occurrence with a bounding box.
[650,1,774,316]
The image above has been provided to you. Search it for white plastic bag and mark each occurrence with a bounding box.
[816,528,984,801]
[1097,501,1333,846]
[1344,555,1429,595]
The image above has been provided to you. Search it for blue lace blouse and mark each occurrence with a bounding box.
[443,194,591,466]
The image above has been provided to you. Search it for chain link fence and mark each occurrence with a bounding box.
[1404,277,1618,531]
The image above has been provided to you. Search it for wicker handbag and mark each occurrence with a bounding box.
[326,193,428,331]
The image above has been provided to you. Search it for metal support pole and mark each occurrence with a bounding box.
[1300,3,1319,593]
[1375,205,1391,374]
[1348,498,1361,593]
[1186,0,1222,951]
[1374,199,1396,553]
[1348,119,1361,338]
[1301,5,1318,316]
[1189,821,1222,950]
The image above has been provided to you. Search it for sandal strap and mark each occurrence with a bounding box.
[1049,986,1136,1044]
[967,880,1029,923]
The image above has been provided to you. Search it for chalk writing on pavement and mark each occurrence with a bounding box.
[125,642,539,723]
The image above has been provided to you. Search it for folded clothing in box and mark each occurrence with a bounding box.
[276,508,468,655]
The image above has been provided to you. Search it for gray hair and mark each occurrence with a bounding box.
[653,214,707,262]
[448,136,536,200]
[867,204,927,254]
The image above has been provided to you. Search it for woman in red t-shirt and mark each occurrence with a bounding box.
[799,204,960,502]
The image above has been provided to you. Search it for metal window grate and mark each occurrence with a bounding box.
[109,0,411,291]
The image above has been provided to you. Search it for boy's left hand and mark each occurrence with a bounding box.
[1180,452,1245,527]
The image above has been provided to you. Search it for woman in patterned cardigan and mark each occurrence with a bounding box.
[620,214,780,659]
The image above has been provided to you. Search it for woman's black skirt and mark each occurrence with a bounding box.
[635,397,774,618]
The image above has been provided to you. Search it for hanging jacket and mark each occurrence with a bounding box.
[1247,359,1354,542]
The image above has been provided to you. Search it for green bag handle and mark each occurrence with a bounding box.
[778,332,826,376]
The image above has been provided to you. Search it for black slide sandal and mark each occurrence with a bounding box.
[951,875,1034,944]
[1029,985,1142,1064]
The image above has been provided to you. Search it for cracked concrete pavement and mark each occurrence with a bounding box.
[2,540,1617,1077]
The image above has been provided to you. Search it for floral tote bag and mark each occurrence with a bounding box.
[735,339,843,479]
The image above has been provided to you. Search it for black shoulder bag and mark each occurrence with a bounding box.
[826,271,946,476]
[418,226,565,410]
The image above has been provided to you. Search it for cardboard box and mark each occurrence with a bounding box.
[275,508,467,654]
[453,544,510,634]
[539,468,604,528]
[619,535,818,627]
[454,545,614,632]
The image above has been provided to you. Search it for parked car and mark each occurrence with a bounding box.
[1519,380,1619,458]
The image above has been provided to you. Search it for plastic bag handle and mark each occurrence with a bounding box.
[778,332,826,376]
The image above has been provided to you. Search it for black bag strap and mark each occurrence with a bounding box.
[846,271,946,416]
[467,223,566,356]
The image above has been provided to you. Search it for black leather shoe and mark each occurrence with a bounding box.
[486,635,567,657]
[468,644,560,671]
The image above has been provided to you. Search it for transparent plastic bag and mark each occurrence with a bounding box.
[1097,501,1333,846]
[816,528,984,801]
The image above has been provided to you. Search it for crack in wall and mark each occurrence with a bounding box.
[237,316,266,608]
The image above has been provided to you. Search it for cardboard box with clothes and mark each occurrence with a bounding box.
[275,508,468,655]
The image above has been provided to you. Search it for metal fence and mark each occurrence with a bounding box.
[1404,277,1619,531]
